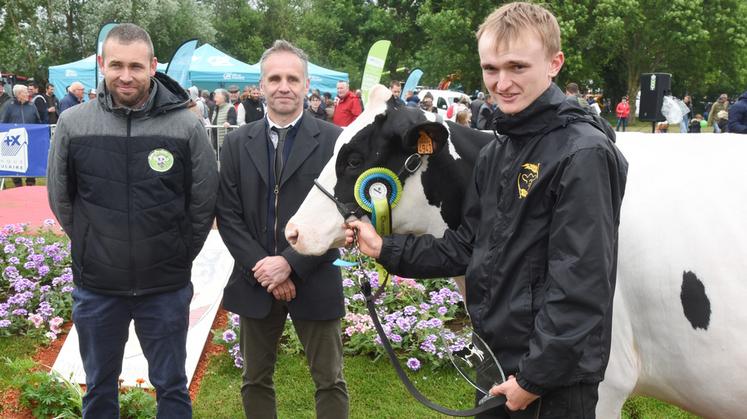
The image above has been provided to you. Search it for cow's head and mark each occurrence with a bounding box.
[286,85,453,255]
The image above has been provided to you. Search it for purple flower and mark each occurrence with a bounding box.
[43,219,56,226]
[4,244,15,254]
[45,331,58,340]
[222,330,237,343]
[12,309,28,316]
[8,257,19,265]
[0,320,11,328]
[37,265,50,277]
[61,286,74,293]
[395,317,412,332]
[420,340,436,354]
[4,266,19,278]
[390,334,403,343]
[230,314,240,328]
[406,357,421,371]
[23,261,36,270]
[403,305,417,316]
[437,306,448,316]
[427,318,443,328]
[344,326,356,336]
[419,303,431,311]
[342,278,355,288]
[35,237,46,244]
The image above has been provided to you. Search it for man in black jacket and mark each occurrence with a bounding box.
[346,3,628,418]
[217,40,348,419]
[47,23,217,418]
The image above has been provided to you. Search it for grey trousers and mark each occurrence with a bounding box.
[239,299,349,419]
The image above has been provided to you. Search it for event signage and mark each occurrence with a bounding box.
[0,124,51,177]
[166,39,198,88]
[401,68,424,101]
[360,40,391,105]
[95,22,118,87]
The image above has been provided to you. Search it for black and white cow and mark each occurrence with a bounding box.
[286,85,747,417]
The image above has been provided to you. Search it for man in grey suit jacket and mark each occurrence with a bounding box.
[216,40,348,419]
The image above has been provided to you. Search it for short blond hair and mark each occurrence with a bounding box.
[476,2,561,58]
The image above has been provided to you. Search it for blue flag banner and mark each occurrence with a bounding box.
[401,68,423,101]
[95,22,118,87]
[167,39,199,88]
[0,124,51,177]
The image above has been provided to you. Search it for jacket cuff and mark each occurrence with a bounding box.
[377,235,401,272]
[516,374,547,396]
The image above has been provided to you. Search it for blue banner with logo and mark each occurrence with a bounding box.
[166,39,198,88]
[0,124,51,177]
[401,68,423,101]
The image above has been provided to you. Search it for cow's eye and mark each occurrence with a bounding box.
[347,155,363,169]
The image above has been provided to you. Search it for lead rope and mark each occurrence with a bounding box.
[347,231,507,417]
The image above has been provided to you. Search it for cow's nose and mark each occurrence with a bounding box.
[285,223,299,246]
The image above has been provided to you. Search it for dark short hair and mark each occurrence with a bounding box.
[310,93,321,101]
[390,80,401,89]
[565,82,579,94]
[104,23,154,60]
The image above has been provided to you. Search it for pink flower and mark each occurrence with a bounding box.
[49,316,64,334]
[28,313,44,328]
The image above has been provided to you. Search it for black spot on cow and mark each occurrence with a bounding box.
[680,271,711,330]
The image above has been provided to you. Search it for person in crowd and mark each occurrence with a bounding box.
[0,81,10,111]
[680,95,692,133]
[715,110,729,133]
[405,90,420,107]
[455,107,472,127]
[1,83,41,187]
[307,93,327,120]
[476,94,495,130]
[388,80,405,106]
[332,81,361,127]
[565,82,590,111]
[228,84,241,110]
[29,81,50,123]
[615,96,630,131]
[45,83,60,124]
[188,86,208,123]
[201,89,215,116]
[655,121,669,133]
[420,92,437,113]
[689,113,704,133]
[470,91,485,128]
[217,39,348,419]
[344,2,628,417]
[59,81,84,113]
[87,88,97,102]
[210,88,237,152]
[237,85,265,125]
[728,89,747,134]
[707,94,729,133]
[47,23,218,417]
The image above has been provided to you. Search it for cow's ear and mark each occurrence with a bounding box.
[403,122,448,156]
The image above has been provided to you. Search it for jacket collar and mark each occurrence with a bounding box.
[98,72,189,118]
[243,114,320,186]
[493,83,570,139]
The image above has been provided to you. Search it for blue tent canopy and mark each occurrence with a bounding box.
[48,44,348,99]
[187,44,261,91]
[48,55,167,101]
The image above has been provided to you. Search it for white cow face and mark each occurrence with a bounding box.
[286,85,451,255]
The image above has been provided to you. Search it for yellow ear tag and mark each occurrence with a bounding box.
[417,130,434,155]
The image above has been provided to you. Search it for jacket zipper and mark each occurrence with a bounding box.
[126,113,137,296]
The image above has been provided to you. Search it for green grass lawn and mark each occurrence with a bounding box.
[193,350,699,419]
[0,335,699,419]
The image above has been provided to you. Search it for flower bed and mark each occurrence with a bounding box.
[216,249,471,371]
[0,221,73,341]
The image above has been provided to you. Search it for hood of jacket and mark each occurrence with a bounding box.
[97,72,189,118]
[740,91,747,102]
[493,83,615,142]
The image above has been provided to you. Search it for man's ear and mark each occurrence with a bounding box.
[548,51,564,78]
[402,122,449,156]
[150,56,158,77]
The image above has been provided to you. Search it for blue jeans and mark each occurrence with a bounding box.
[72,284,193,418]
[680,115,689,133]
[615,117,627,132]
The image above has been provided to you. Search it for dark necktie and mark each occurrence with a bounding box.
[272,126,290,181]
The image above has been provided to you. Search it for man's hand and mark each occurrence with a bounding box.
[344,220,383,258]
[271,278,296,302]
[489,375,539,411]
[253,256,291,292]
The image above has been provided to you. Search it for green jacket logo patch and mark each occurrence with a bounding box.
[148,149,174,173]
[517,163,539,199]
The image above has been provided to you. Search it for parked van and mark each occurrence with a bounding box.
[417,89,470,120]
